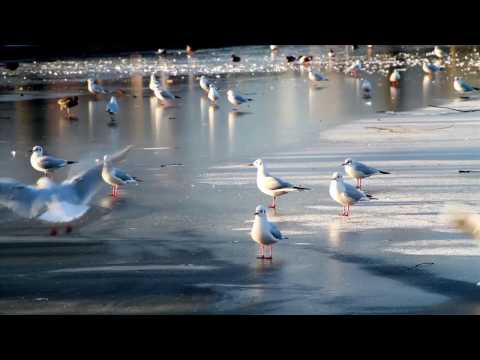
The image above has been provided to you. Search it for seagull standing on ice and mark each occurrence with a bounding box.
[102,155,142,197]
[270,45,278,52]
[199,75,212,93]
[250,205,287,259]
[308,68,328,83]
[106,96,119,119]
[227,89,253,109]
[153,87,181,105]
[87,78,107,96]
[361,79,372,98]
[208,84,219,104]
[342,158,390,189]
[249,158,311,209]
[345,60,362,77]
[329,172,374,216]
[422,60,444,75]
[30,145,77,176]
[453,76,480,96]
[389,69,401,86]
[149,73,161,92]
[434,46,446,58]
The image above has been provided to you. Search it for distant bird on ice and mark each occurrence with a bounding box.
[87,78,107,96]
[329,172,375,216]
[249,158,310,209]
[231,54,241,63]
[270,45,278,52]
[422,60,444,75]
[297,55,313,65]
[453,76,480,96]
[153,87,181,105]
[102,155,142,197]
[227,89,253,109]
[342,158,390,189]
[389,69,401,86]
[361,79,372,98]
[57,96,78,118]
[30,145,77,176]
[106,96,119,118]
[250,205,287,259]
[285,55,296,63]
[308,68,328,83]
[199,75,212,93]
[208,84,220,104]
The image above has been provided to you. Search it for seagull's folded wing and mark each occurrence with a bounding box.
[263,176,293,190]
[0,178,48,219]
[113,168,133,182]
[39,156,66,169]
[343,183,365,202]
[355,162,378,176]
[269,222,284,240]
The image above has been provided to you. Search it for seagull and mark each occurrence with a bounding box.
[149,73,161,92]
[30,145,77,176]
[422,60,444,75]
[345,60,362,77]
[157,49,167,56]
[231,54,241,63]
[361,79,372,98]
[87,78,107,96]
[453,77,480,96]
[270,45,278,52]
[342,158,390,189]
[329,172,374,216]
[57,96,78,118]
[186,45,194,56]
[297,55,313,65]
[208,84,219,104]
[106,96,119,118]
[153,87,181,105]
[227,90,253,109]
[434,46,446,59]
[0,145,132,235]
[199,75,212,93]
[328,49,336,59]
[308,68,328,83]
[249,158,311,209]
[102,155,142,197]
[389,69,401,86]
[250,205,287,259]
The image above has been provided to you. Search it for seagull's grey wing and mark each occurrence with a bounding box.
[161,90,174,99]
[263,176,293,190]
[112,168,134,182]
[0,178,49,218]
[38,156,66,169]
[235,94,246,103]
[269,222,283,240]
[343,183,365,201]
[354,162,379,176]
[461,81,475,92]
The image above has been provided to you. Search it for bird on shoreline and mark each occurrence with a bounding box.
[453,77,480,96]
[342,158,390,189]
[250,205,287,259]
[329,172,374,216]
[102,155,142,197]
[57,96,79,118]
[361,79,372,98]
[30,145,77,176]
[389,69,401,86]
[422,60,444,75]
[249,158,310,209]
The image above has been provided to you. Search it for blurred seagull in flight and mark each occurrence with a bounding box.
[342,158,390,189]
[329,172,375,216]
[250,205,287,259]
[30,145,77,176]
[248,158,310,209]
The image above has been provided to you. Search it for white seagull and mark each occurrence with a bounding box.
[361,79,372,97]
[329,172,374,216]
[250,205,287,259]
[30,145,77,176]
[389,69,401,86]
[0,145,132,235]
[270,45,278,52]
[342,158,390,189]
[208,84,220,104]
[102,155,142,197]
[199,75,212,93]
[227,90,253,109]
[153,87,181,105]
[453,77,480,96]
[308,68,328,83]
[249,158,310,209]
[434,46,446,59]
[149,73,161,92]
[87,78,107,96]
[422,60,444,75]
[106,96,119,117]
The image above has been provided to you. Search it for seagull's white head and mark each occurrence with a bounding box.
[249,159,264,169]
[342,158,353,166]
[254,205,267,217]
[31,145,43,155]
[331,172,343,181]
[227,90,234,97]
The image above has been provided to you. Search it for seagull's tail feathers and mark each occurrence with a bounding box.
[365,193,377,200]
[379,170,390,174]
[67,161,78,165]
[247,98,253,101]
[133,176,144,183]
[293,186,311,191]
[174,95,181,99]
